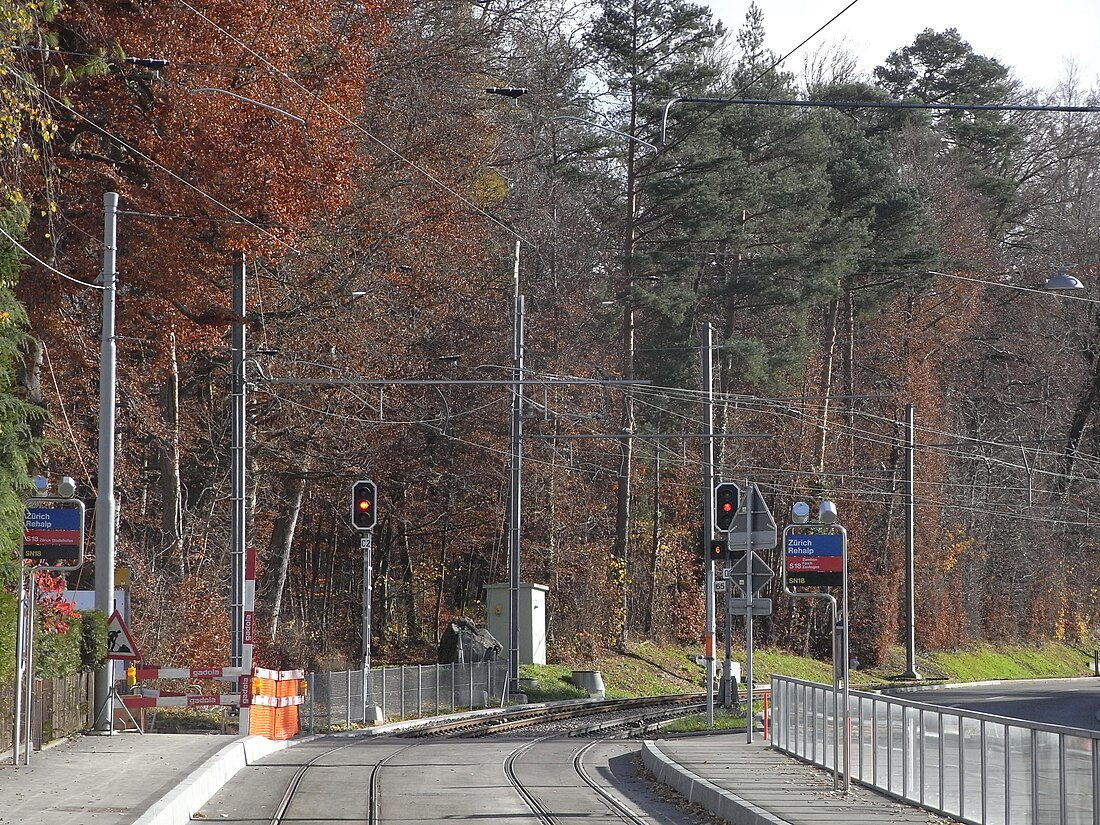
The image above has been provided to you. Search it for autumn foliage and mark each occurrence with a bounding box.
[2,1,1099,674]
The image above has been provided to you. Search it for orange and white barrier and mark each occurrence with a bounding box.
[121,662,303,740]
[249,668,305,740]
[133,666,249,680]
[123,690,241,709]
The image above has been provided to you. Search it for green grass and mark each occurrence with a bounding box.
[522,640,1097,702]
[922,643,1092,682]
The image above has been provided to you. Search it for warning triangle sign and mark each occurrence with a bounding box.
[105,610,140,660]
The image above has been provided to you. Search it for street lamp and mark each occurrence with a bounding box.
[1044,267,1085,290]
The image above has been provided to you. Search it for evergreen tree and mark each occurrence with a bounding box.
[874,28,1022,228]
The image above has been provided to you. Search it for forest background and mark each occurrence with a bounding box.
[1,0,1099,675]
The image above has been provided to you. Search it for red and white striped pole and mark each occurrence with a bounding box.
[240,544,256,733]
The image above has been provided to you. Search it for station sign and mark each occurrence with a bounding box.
[784,532,843,588]
[23,504,84,563]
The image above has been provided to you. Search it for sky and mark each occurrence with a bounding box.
[706,0,1100,93]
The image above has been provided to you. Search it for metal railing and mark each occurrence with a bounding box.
[302,661,509,732]
[771,675,1100,825]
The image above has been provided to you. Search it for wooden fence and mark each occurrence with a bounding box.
[0,672,93,757]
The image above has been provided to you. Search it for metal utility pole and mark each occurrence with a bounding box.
[230,254,247,671]
[93,192,119,732]
[700,323,716,727]
[361,530,373,671]
[508,241,524,695]
[903,403,920,679]
[744,485,755,744]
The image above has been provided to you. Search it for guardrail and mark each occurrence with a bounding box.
[770,674,1100,825]
[303,661,508,731]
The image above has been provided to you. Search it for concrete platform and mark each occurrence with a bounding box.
[0,733,297,825]
[644,733,961,824]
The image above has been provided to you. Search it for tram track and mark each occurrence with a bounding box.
[213,693,709,825]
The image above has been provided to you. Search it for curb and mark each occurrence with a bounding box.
[640,740,789,825]
[133,734,319,825]
[877,675,1100,695]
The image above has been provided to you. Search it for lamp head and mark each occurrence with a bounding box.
[485,87,528,100]
[791,501,810,524]
[817,500,838,524]
[58,476,77,498]
[1044,268,1084,290]
[32,475,49,495]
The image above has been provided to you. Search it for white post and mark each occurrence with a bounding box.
[22,574,36,761]
[12,567,26,763]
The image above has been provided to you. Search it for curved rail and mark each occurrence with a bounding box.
[402,693,705,738]
[266,693,708,824]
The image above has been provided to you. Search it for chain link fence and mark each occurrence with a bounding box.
[302,661,509,732]
[771,674,1100,825]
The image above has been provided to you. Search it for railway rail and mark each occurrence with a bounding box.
[250,693,715,825]
[400,692,707,738]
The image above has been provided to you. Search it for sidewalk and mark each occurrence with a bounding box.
[644,732,959,824]
[0,733,294,825]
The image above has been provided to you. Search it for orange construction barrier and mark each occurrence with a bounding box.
[248,667,305,740]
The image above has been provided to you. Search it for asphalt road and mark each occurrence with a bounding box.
[895,678,1100,730]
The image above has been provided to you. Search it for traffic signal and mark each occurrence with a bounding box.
[351,479,377,531]
[715,482,740,532]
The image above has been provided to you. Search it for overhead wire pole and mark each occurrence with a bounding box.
[902,403,920,679]
[230,253,250,680]
[508,240,524,696]
[93,192,119,732]
[700,323,717,727]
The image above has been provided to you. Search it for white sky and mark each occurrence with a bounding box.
[707,0,1100,92]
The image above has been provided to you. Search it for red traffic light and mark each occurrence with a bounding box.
[715,482,740,532]
[351,480,377,530]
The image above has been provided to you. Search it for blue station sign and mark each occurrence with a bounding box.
[784,532,844,588]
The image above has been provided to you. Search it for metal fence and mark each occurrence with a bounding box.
[771,675,1100,825]
[1,673,92,758]
[302,661,509,732]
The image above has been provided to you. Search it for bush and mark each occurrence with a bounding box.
[0,589,14,680]
[0,599,107,679]
[78,610,107,672]
[34,616,82,677]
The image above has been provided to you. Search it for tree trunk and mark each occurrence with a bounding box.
[816,297,842,476]
[158,333,184,575]
[268,473,307,643]
[645,440,662,637]
[401,528,421,644]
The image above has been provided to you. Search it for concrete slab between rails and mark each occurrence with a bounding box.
[641,739,788,825]
[133,733,320,825]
